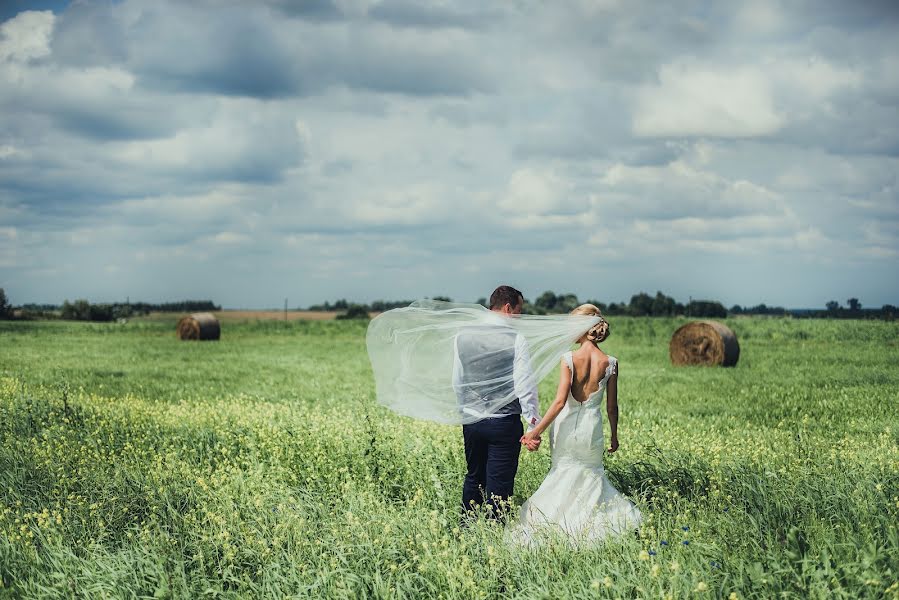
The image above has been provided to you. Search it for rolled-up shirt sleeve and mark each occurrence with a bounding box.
[514,334,541,430]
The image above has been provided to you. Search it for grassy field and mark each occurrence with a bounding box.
[1,317,897,598]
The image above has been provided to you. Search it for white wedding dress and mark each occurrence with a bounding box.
[507,351,642,546]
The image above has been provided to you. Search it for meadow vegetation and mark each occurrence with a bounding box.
[0,317,897,598]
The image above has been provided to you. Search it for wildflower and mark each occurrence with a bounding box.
[682,526,689,531]
[696,581,708,592]
[651,564,660,577]
[590,580,600,590]
[682,540,690,545]
[603,576,613,588]
[639,550,650,560]
[649,550,657,556]
[729,593,738,600]
[660,540,669,546]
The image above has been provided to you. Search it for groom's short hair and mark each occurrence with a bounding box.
[489,285,523,310]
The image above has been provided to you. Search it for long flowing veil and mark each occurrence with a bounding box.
[366,299,601,425]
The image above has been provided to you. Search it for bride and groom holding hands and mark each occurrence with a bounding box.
[452,285,641,544]
[368,283,641,545]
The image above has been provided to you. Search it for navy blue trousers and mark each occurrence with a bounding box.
[461,414,523,521]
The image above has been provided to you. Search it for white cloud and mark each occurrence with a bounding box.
[209,232,251,245]
[112,99,305,179]
[733,0,784,34]
[0,10,54,63]
[661,213,797,238]
[116,190,243,220]
[0,145,28,159]
[350,182,448,225]
[633,61,784,138]
[770,57,861,100]
[499,168,570,215]
[599,159,781,218]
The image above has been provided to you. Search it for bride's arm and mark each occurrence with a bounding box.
[522,362,571,441]
[606,368,619,453]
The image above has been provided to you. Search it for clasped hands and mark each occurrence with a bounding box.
[521,432,619,453]
[520,430,541,452]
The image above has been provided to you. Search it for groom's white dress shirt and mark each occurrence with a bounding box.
[451,312,542,430]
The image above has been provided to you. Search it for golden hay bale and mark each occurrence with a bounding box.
[669,321,739,367]
[177,313,220,341]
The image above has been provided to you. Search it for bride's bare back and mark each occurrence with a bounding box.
[568,344,610,403]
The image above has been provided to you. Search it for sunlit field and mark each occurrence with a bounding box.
[1,317,897,598]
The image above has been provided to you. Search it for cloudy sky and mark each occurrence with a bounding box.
[1,0,897,309]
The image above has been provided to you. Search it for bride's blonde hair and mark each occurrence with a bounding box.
[571,303,610,344]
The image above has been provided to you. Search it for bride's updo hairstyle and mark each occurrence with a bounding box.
[571,303,610,344]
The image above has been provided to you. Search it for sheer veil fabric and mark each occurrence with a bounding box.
[366,300,601,425]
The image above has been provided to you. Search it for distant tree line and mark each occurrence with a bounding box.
[308,291,732,318]
[794,298,897,320]
[308,299,413,312]
[729,304,788,316]
[307,297,452,313]
[520,290,730,318]
[306,291,897,321]
[58,299,221,321]
[2,285,894,322]
[309,297,457,320]
[0,290,221,321]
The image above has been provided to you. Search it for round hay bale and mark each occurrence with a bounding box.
[670,321,739,367]
[177,313,220,341]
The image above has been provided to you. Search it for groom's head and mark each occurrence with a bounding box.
[489,285,524,315]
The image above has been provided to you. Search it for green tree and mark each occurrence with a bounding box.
[336,304,370,320]
[651,291,677,316]
[685,300,727,318]
[535,291,558,313]
[629,292,653,316]
[555,293,579,313]
[61,299,92,320]
[0,288,12,319]
[847,298,861,311]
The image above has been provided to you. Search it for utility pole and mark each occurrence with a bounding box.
[284,298,288,321]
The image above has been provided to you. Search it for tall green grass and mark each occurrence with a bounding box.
[1,317,897,598]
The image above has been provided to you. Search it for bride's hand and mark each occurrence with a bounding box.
[520,431,541,452]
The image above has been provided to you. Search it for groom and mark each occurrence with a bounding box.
[454,285,542,523]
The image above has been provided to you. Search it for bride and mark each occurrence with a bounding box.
[508,304,642,546]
